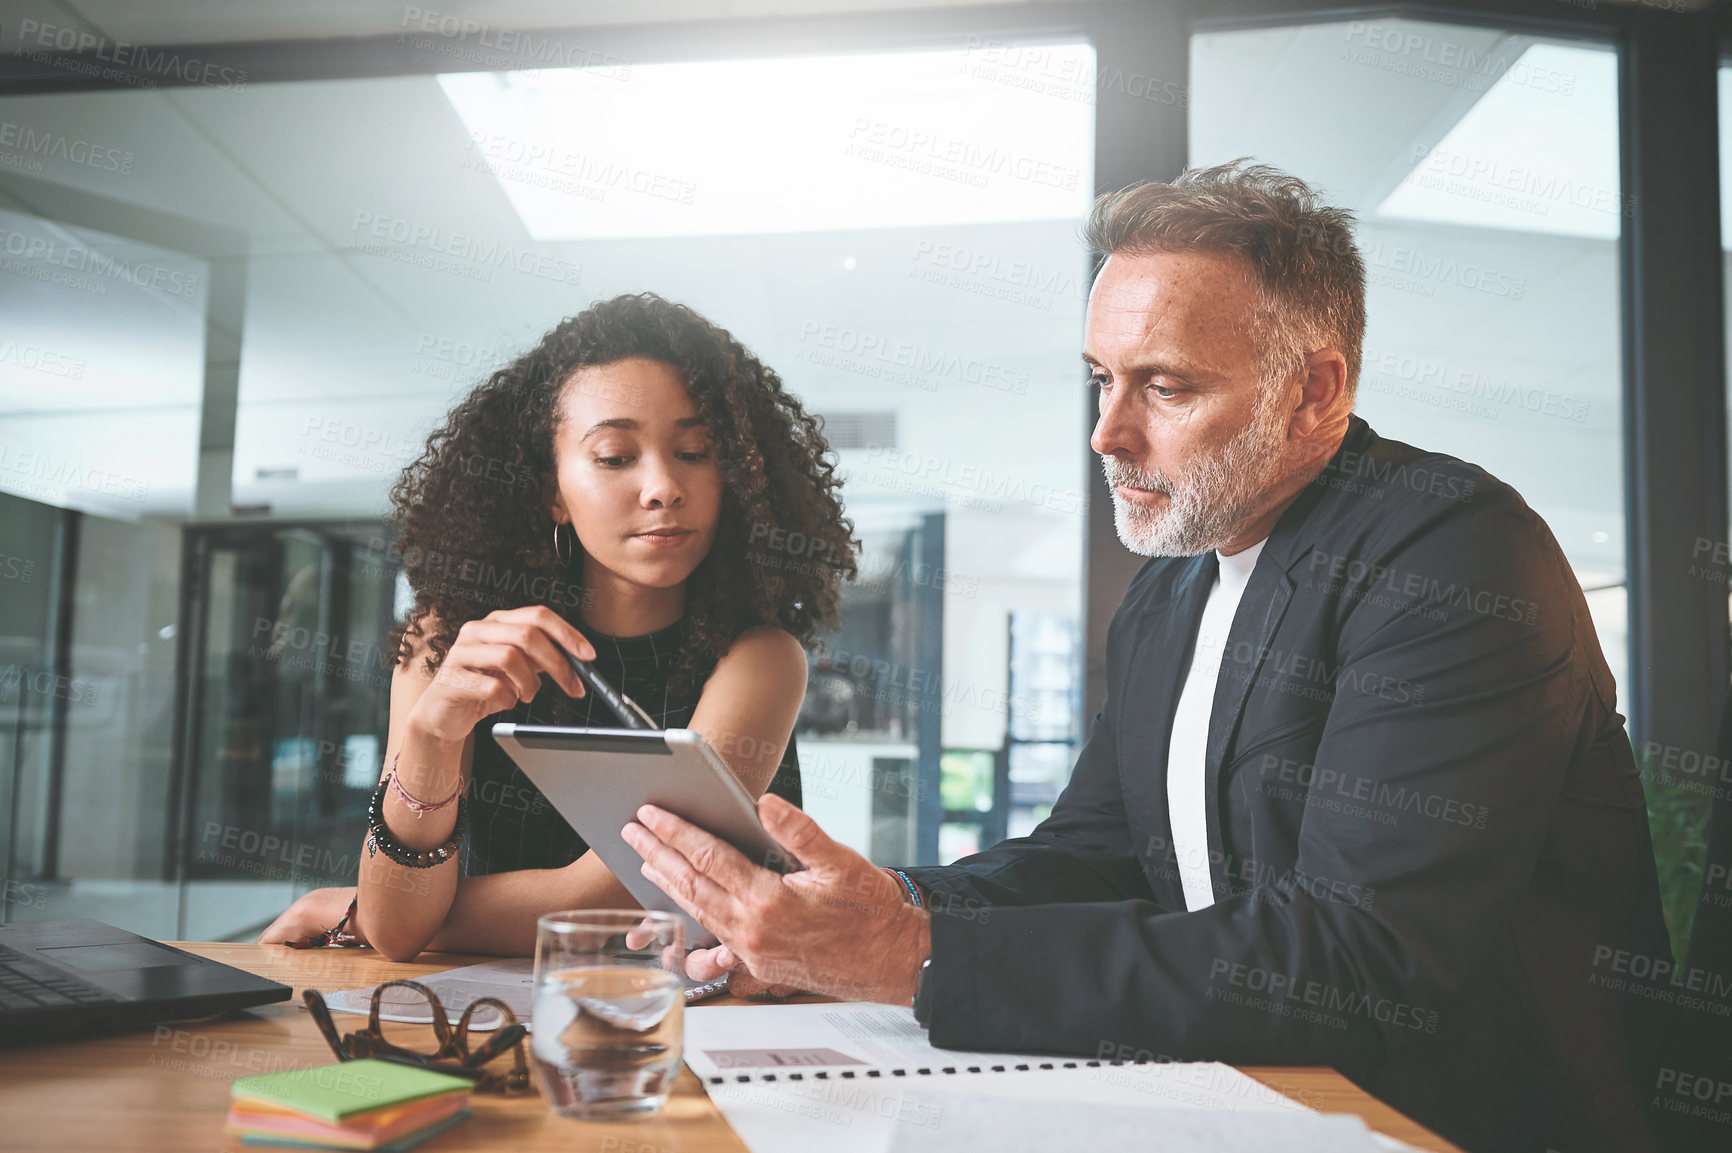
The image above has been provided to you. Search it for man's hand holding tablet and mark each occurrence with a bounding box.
[621,794,930,1005]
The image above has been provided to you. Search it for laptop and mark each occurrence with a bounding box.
[0,918,292,1044]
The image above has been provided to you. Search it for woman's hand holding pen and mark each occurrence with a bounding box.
[407,606,596,744]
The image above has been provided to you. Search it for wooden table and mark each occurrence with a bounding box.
[0,942,1464,1152]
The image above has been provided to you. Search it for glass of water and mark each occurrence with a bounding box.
[531,909,685,1120]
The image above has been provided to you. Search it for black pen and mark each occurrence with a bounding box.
[560,646,656,730]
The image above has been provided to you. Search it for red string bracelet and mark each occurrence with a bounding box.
[387,753,462,817]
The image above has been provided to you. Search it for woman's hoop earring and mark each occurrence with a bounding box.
[552,522,574,568]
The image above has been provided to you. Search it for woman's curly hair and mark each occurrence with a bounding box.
[387,293,858,694]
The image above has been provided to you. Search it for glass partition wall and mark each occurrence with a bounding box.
[0,38,1093,939]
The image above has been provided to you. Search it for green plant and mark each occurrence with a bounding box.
[1642,757,1713,966]
[939,750,995,813]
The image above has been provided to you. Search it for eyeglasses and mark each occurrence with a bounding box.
[302,980,532,1095]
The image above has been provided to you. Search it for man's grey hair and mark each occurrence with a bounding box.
[1084,159,1366,400]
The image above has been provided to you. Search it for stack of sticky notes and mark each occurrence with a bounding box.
[226,1058,475,1151]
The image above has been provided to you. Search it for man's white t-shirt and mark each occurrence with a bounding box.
[1167,538,1267,911]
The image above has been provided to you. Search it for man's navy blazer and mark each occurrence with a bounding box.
[905,417,1674,1153]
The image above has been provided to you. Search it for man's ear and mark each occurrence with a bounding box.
[1290,348,1349,440]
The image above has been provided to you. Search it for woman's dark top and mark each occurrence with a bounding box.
[463,617,803,875]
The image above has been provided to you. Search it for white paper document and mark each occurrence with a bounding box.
[687,1002,1403,1153]
[323,957,533,1029]
[882,1092,1389,1153]
[687,1001,1048,1080]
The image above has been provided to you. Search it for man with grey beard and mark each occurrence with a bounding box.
[624,161,1675,1153]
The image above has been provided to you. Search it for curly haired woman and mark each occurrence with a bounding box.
[258,294,856,960]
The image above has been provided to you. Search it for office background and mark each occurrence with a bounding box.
[0,0,1724,956]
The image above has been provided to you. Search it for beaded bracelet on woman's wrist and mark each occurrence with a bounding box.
[365,773,467,868]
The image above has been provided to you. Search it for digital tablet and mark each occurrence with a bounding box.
[489,724,803,949]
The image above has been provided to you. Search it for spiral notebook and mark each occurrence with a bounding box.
[685,1001,1297,1105]
[685,1003,1418,1153]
